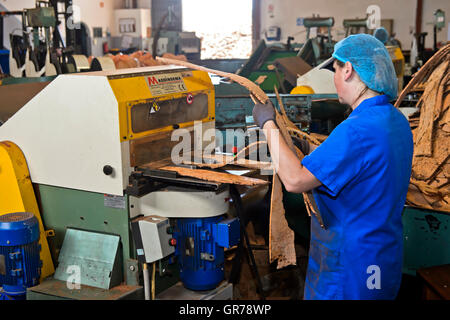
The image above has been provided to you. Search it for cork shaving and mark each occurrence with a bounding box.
[396,43,450,213]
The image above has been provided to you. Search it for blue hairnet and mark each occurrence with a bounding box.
[373,27,389,44]
[332,33,398,100]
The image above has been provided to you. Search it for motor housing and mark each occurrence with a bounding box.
[0,212,41,300]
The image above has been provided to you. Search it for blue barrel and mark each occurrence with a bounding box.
[0,212,41,300]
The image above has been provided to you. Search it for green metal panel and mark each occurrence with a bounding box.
[237,40,267,77]
[35,184,181,297]
[259,51,298,71]
[1,75,57,85]
[35,184,134,277]
[248,71,281,92]
[402,206,450,276]
[26,7,56,28]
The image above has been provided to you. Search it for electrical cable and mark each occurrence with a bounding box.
[143,263,150,300]
[152,262,156,300]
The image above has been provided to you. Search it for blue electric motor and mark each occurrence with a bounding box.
[174,215,240,291]
[0,212,41,300]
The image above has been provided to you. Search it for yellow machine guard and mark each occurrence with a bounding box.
[0,141,55,281]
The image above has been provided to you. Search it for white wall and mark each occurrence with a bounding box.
[260,0,450,50]
[73,0,115,37]
[421,0,449,47]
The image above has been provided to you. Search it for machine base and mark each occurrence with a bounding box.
[157,281,232,300]
[27,278,143,300]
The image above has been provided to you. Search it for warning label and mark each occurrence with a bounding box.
[104,194,126,209]
[146,73,187,96]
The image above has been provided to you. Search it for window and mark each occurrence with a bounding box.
[182,0,252,59]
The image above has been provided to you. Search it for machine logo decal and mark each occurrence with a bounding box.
[146,72,187,96]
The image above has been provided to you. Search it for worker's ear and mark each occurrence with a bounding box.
[343,61,354,81]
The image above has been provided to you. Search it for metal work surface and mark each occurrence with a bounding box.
[27,278,143,300]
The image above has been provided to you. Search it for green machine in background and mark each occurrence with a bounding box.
[236,17,336,94]
[298,17,335,67]
[237,40,300,93]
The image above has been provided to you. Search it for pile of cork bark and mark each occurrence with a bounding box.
[395,43,450,213]
[198,30,252,59]
[93,52,187,69]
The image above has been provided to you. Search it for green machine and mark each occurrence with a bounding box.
[237,17,336,94]
[296,17,336,68]
[343,18,370,37]
[237,40,300,93]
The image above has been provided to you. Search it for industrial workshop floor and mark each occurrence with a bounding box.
[224,237,309,300]
[223,184,309,300]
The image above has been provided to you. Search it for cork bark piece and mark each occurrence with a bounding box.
[183,158,272,170]
[182,141,271,170]
[287,127,321,146]
[269,174,297,269]
[414,61,448,156]
[159,166,268,186]
[395,44,450,108]
[396,43,450,213]
[310,132,329,143]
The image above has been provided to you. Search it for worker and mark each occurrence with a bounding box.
[373,27,389,45]
[252,34,413,300]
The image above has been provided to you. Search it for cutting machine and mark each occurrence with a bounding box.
[0,65,239,299]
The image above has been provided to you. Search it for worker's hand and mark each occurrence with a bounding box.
[292,136,311,155]
[252,100,276,129]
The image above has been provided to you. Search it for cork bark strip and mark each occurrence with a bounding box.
[156,56,323,268]
[159,166,268,186]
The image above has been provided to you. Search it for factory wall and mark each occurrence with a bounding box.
[260,0,450,51]
[73,0,115,38]
[421,0,449,48]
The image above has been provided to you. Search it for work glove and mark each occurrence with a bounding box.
[252,100,276,129]
[292,136,311,155]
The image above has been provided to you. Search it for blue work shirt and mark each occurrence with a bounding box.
[301,95,413,300]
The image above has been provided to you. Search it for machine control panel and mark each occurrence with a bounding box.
[131,215,175,264]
